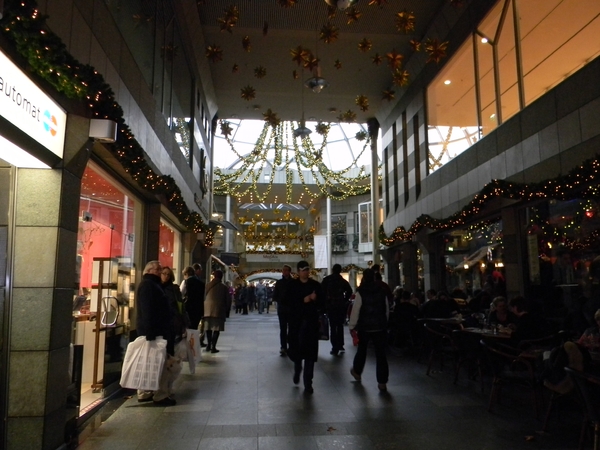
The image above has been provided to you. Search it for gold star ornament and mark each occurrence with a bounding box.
[425,38,449,63]
[338,110,357,123]
[382,90,395,101]
[395,10,416,34]
[242,36,251,52]
[346,7,362,24]
[220,121,233,138]
[355,95,369,112]
[240,85,256,101]
[291,46,309,66]
[320,23,339,44]
[254,66,267,78]
[392,69,410,86]
[263,109,281,127]
[205,44,223,63]
[386,50,404,70]
[334,59,342,69]
[358,38,373,52]
[371,53,383,65]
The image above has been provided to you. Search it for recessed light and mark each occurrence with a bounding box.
[481,37,488,44]
[444,80,451,85]
[490,113,496,119]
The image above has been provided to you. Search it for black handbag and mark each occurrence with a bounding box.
[318,314,330,340]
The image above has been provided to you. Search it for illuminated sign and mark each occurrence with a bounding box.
[0,49,66,159]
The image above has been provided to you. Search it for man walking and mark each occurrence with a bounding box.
[321,264,353,355]
[273,264,293,356]
[136,260,177,406]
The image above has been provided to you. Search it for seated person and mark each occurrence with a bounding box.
[421,291,460,318]
[507,295,552,345]
[487,296,517,327]
[577,308,600,351]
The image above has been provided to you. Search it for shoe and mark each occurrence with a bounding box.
[350,368,362,382]
[153,397,176,406]
[137,396,153,403]
[304,386,314,394]
[211,348,220,353]
[200,342,207,348]
[204,347,212,352]
[330,349,339,356]
[378,383,387,392]
[293,370,301,385]
[339,348,345,354]
[280,348,287,357]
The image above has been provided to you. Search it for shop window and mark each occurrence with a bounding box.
[159,219,181,278]
[443,219,504,297]
[74,164,141,415]
[358,200,383,253]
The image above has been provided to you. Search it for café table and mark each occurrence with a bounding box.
[461,327,511,339]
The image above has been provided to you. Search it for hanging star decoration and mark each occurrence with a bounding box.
[355,131,368,141]
[316,122,330,135]
[358,38,373,52]
[292,69,299,79]
[368,0,388,6]
[242,36,251,52]
[355,95,369,112]
[220,121,233,138]
[254,66,267,78]
[392,69,410,86]
[262,109,281,127]
[338,110,357,123]
[371,53,383,65]
[291,46,309,66]
[386,50,403,70]
[346,7,362,24]
[334,59,342,69]
[205,44,223,63]
[410,39,421,52]
[303,54,320,72]
[320,23,339,44]
[425,38,449,63]
[240,85,256,101]
[395,10,416,34]
[382,90,395,101]
[217,5,239,33]
[232,63,239,73]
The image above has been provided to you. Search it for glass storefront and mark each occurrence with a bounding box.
[72,163,142,415]
[523,198,600,315]
[159,218,182,281]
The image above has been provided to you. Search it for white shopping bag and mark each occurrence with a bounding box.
[185,329,202,374]
[120,336,167,391]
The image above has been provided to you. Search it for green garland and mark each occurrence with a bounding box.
[0,0,211,243]
[380,157,600,246]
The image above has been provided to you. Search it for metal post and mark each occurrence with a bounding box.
[368,118,380,266]
[326,195,332,275]
[225,194,231,253]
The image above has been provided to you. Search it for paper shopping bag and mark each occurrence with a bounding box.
[185,328,202,374]
[120,336,167,391]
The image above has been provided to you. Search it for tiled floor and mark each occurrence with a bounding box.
[74,313,583,449]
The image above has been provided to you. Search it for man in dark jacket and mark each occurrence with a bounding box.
[136,260,176,406]
[288,260,324,394]
[273,264,293,356]
[321,264,353,355]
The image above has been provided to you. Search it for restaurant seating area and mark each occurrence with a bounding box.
[73,313,593,450]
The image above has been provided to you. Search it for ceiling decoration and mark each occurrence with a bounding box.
[213,120,374,202]
[197,0,455,124]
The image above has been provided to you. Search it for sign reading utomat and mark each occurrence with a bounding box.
[0,49,66,159]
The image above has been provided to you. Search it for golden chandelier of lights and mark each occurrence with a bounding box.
[214,120,376,202]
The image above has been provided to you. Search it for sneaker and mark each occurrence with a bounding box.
[153,397,177,406]
[378,383,387,392]
[350,368,362,382]
[211,348,220,353]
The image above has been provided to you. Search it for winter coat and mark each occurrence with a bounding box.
[287,278,324,362]
[136,273,172,344]
[204,278,229,319]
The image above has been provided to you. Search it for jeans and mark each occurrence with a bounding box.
[278,309,290,350]
[352,329,389,384]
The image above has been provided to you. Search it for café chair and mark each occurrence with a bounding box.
[564,367,600,450]
[424,322,458,376]
[517,333,562,352]
[452,330,484,392]
[480,339,541,417]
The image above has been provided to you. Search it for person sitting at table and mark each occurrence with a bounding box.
[421,291,460,319]
[487,296,516,327]
[507,296,552,345]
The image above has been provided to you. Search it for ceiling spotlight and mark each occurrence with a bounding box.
[444,80,451,85]
[481,37,489,44]
[324,0,358,10]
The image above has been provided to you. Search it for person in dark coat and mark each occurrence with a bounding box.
[182,266,206,346]
[136,260,176,406]
[287,260,324,394]
[321,263,353,355]
[273,264,294,356]
[348,268,390,391]
[160,266,187,348]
